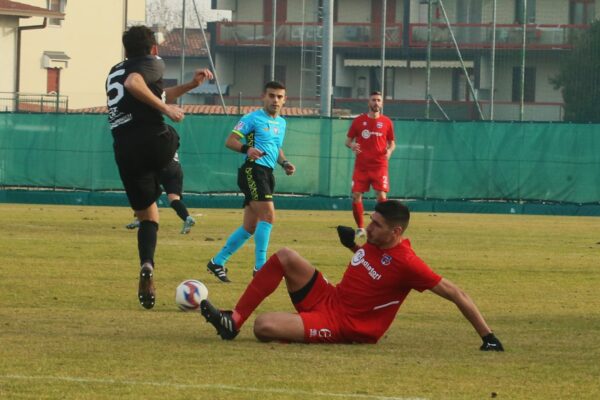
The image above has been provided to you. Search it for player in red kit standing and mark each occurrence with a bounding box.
[346,91,396,238]
[199,200,504,351]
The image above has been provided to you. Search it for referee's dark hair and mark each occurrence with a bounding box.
[375,200,410,232]
[123,25,156,58]
[264,80,286,92]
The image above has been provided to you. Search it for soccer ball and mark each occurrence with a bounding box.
[175,280,208,311]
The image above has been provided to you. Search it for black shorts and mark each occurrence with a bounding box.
[113,124,180,210]
[237,161,275,207]
[159,159,184,197]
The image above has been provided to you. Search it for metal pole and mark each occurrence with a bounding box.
[520,0,527,121]
[191,0,227,114]
[299,0,305,109]
[380,0,387,98]
[179,0,186,106]
[490,0,497,120]
[270,0,276,81]
[438,0,485,120]
[320,0,334,117]
[425,0,432,119]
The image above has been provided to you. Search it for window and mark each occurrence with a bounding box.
[512,67,536,102]
[515,0,536,24]
[47,0,66,26]
[570,0,595,24]
[47,68,61,93]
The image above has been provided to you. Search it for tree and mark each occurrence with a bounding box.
[550,21,600,122]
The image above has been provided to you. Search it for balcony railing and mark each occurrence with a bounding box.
[409,23,589,49]
[0,92,68,113]
[215,21,589,50]
[216,21,402,47]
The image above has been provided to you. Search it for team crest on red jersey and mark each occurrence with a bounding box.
[381,254,392,266]
[376,122,383,129]
[351,248,365,266]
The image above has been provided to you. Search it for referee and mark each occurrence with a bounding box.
[106,25,212,309]
[206,81,295,282]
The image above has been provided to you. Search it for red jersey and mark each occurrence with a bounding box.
[335,239,441,343]
[347,113,395,168]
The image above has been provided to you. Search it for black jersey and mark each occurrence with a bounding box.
[106,55,166,134]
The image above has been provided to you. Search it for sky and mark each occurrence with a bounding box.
[146,0,232,30]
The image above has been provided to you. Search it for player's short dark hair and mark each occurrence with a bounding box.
[375,200,410,232]
[370,91,382,97]
[264,81,286,92]
[123,25,156,58]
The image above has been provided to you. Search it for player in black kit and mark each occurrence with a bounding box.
[106,25,212,309]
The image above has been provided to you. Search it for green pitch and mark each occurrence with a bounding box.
[0,204,598,399]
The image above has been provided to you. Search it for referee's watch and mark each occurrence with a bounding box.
[280,160,290,168]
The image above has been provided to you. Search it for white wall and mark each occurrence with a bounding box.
[0,16,18,94]
[17,0,145,109]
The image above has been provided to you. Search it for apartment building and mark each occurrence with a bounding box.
[208,0,596,120]
[1,0,145,111]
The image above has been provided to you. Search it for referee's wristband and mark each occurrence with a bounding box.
[240,144,250,154]
[280,160,290,168]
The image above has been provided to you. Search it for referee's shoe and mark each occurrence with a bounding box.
[207,259,231,283]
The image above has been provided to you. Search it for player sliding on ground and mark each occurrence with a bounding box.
[200,200,504,350]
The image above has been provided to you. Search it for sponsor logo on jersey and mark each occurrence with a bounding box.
[234,121,245,131]
[351,248,382,280]
[361,129,384,139]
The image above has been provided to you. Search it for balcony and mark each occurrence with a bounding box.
[215,21,402,48]
[409,23,589,49]
[214,21,589,50]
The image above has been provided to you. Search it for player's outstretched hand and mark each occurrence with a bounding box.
[337,225,356,250]
[480,333,504,352]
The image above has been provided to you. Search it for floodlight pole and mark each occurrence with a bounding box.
[270,0,276,81]
[519,0,527,121]
[320,0,334,117]
[191,0,227,114]
[179,0,186,106]
[490,0,497,120]
[379,0,387,99]
[425,0,432,119]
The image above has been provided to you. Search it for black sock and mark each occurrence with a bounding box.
[170,199,189,221]
[138,220,158,267]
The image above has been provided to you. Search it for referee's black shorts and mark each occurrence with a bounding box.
[113,124,179,211]
[159,159,184,197]
[237,161,275,207]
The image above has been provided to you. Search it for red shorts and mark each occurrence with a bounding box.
[295,272,376,344]
[352,164,389,193]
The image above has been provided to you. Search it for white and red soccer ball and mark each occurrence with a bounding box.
[175,280,208,311]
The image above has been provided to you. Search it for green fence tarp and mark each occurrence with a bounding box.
[1,113,599,204]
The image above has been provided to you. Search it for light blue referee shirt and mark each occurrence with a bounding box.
[232,108,287,169]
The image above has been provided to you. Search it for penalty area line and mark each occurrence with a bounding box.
[1,374,428,400]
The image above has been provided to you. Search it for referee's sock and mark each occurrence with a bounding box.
[233,253,284,328]
[254,220,272,271]
[170,199,189,221]
[214,226,252,266]
[138,220,158,267]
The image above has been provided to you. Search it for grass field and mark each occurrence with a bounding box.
[0,203,599,399]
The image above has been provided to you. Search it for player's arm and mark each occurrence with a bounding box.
[124,72,184,122]
[429,278,504,351]
[164,68,213,103]
[386,140,396,160]
[277,149,295,176]
[345,136,360,153]
[225,132,263,160]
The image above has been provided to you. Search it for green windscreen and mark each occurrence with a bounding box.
[0,113,598,204]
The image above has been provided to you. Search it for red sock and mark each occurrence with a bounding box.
[352,201,364,228]
[232,254,284,328]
